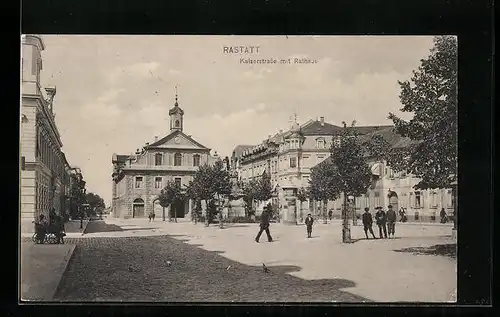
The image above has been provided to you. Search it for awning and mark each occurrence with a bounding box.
[371,163,382,176]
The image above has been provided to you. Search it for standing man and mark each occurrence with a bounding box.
[440,208,447,223]
[375,206,388,239]
[255,204,273,243]
[305,213,314,238]
[362,207,377,239]
[386,205,397,238]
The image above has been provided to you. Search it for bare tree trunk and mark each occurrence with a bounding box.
[323,199,328,224]
[342,193,351,243]
[174,203,177,223]
[218,196,224,229]
[162,206,165,221]
[352,197,357,226]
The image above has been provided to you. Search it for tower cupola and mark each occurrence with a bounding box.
[169,85,184,132]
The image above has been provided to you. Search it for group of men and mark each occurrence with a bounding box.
[362,205,398,239]
[254,204,400,242]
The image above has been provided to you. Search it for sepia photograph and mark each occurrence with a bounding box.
[20,35,458,303]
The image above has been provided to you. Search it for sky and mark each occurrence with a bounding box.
[36,35,435,206]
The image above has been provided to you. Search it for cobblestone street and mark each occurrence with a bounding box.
[54,228,368,302]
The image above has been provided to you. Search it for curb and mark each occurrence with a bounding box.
[51,244,77,300]
[81,220,90,236]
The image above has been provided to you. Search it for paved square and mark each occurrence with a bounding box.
[75,219,456,302]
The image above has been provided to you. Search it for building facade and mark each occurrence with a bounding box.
[111,94,216,219]
[231,117,455,223]
[20,35,74,232]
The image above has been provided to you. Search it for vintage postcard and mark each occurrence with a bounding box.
[20,35,457,302]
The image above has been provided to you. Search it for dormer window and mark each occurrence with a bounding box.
[175,120,180,127]
[316,138,326,149]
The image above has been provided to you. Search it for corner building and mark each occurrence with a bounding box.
[111,95,217,219]
[20,35,73,233]
[231,117,456,223]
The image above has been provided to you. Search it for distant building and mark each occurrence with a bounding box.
[20,35,74,233]
[111,92,218,219]
[231,117,455,223]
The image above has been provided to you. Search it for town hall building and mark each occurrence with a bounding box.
[111,92,216,219]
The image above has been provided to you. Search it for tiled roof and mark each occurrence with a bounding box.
[301,120,343,136]
[358,126,419,148]
[232,145,253,158]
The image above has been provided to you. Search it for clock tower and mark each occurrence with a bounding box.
[169,86,184,133]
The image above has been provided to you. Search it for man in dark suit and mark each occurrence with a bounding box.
[386,205,397,238]
[362,207,376,239]
[375,206,388,239]
[305,213,314,238]
[255,204,273,243]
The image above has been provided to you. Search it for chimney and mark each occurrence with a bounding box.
[279,129,283,134]
[145,142,149,146]
[154,136,158,142]
[135,148,140,154]
[320,116,325,126]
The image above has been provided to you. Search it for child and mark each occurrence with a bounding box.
[305,213,314,238]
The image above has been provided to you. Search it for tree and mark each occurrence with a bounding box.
[309,158,341,224]
[331,121,372,242]
[388,35,457,190]
[256,171,273,202]
[189,160,232,228]
[158,180,184,222]
[296,187,309,223]
[85,192,105,218]
[242,178,260,218]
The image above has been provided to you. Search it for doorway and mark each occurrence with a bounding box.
[132,198,145,218]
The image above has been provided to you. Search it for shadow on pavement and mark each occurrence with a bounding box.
[84,221,124,233]
[55,235,370,302]
[393,243,457,259]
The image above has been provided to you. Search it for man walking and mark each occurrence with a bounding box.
[375,206,388,239]
[255,204,273,243]
[386,205,397,238]
[305,213,314,238]
[362,207,376,239]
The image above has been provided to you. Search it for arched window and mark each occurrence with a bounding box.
[174,153,182,166]
[154,153,163,166]
[193,154,201,167]
[175,119,180,127]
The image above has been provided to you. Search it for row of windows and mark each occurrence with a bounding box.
[154,153,201,167]
[135,176,182,189]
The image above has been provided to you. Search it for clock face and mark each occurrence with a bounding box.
[174,137,181,144]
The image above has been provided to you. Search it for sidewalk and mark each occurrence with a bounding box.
[20,243,76,301]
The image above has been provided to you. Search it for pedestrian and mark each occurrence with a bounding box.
[375,206,388,239]
[151,212,156,221]
[255,204,273,243]
[148,212,152,222]
[328,209,333,221]
[440,208,447,223]
[35,214,48,244]
[386,205,397,238]
[362,207,377,239]
[54,214,66,244]
[305,213,314,238]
